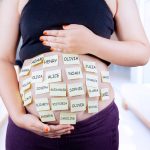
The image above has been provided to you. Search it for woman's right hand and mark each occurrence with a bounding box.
[16,113,74,138]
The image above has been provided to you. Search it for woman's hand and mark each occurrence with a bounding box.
[16,114,74,138]
[40,24,96,54]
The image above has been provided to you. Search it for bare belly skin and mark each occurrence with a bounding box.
[19,51,115,124]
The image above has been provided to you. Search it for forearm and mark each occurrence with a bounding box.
[0,59,25,123]
[90,35,150,67]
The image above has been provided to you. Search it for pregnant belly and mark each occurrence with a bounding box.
[19,51,114,125]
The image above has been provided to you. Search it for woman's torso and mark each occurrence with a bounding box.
[18,0,116,124]
[19,0,115,65]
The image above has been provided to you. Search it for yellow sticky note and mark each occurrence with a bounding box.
[24,91,32,106]
[51,97,68,111]
[35,98,50,111]
[43,55,59,68]
[45,69,62,83]
[88,100,99,113]
[86,74,99,87]
[83,61,97,73]
[101,71,110,83]
[60,112,76,124]
[100,88,110,101]
[87,86,100,97]
[22,78,31,91]
[65,67,83,80]
[20,88,24,101]
[31,54,44,66]
[31,70,43,83]
[50,83,66,96]
[63,54,80,65]
[35,82,50,95]
[19,65,31,77]
[39,111,56,122]
[68,82,85,97]
[70,99,86,112]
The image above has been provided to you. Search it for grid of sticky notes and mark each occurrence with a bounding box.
[19,54,110,124]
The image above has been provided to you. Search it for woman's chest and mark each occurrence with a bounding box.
[20,0,114,39]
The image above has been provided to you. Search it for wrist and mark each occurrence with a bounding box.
[87,33,100,55]
[10,111,26,127]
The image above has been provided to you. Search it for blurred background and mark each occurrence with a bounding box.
[0,0,150,150]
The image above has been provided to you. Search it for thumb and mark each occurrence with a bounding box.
[30,115,50,132]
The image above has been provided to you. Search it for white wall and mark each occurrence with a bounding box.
[131,0,150,83]
[141,0,150,83]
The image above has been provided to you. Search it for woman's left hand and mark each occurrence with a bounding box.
[40,24,96,54]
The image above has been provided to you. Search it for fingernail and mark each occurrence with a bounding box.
[51,47,55,51]
[43,31,48,35]
[63,25,68,28]
[42,41,47,45]
[39,36,44,41]
[44,126,50,132]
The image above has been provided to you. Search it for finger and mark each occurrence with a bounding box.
[50,124,74,132]
[40,36,65,44]
[43,134,61,138]
[43,127,72,134]
[63,24,82,30]
[30,117,50,133]
[42,133,61,138]
[32,127,71,137]
[41,130,71,139]
[55,128,72,134]
[33,131,61,138]
[50,47,62,52]
[42,41,65,50]
[32,124,50,133]
[43,30,66,37]
[50,136,61,138]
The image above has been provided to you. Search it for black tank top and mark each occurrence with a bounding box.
[19,0,115,65]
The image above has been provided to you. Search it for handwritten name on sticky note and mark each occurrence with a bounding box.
[70,99,86,112]
[88,100,99,113]
[101,71,110,83]
[51,97,68,111]
[86,74,98,87]
[31,70,43,83]
[31,54,44,66]
[22,78,31,91]
[45,69,62,83]
[87,86,100,97]
[43,55,58,68]
[24,91,32,106]
[19,65,31,77]
[35,82,49,95]
[63,54,80,65]
[50,83,66,96]
[39,111,56,122]
[83,61,97,73]
[35,98,50,111]
[68,82,85,97]
[100,88,110,101]
[60,112,76,124]
[66,67,83,80]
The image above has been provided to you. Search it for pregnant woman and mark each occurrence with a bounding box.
[0,0,150,150]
